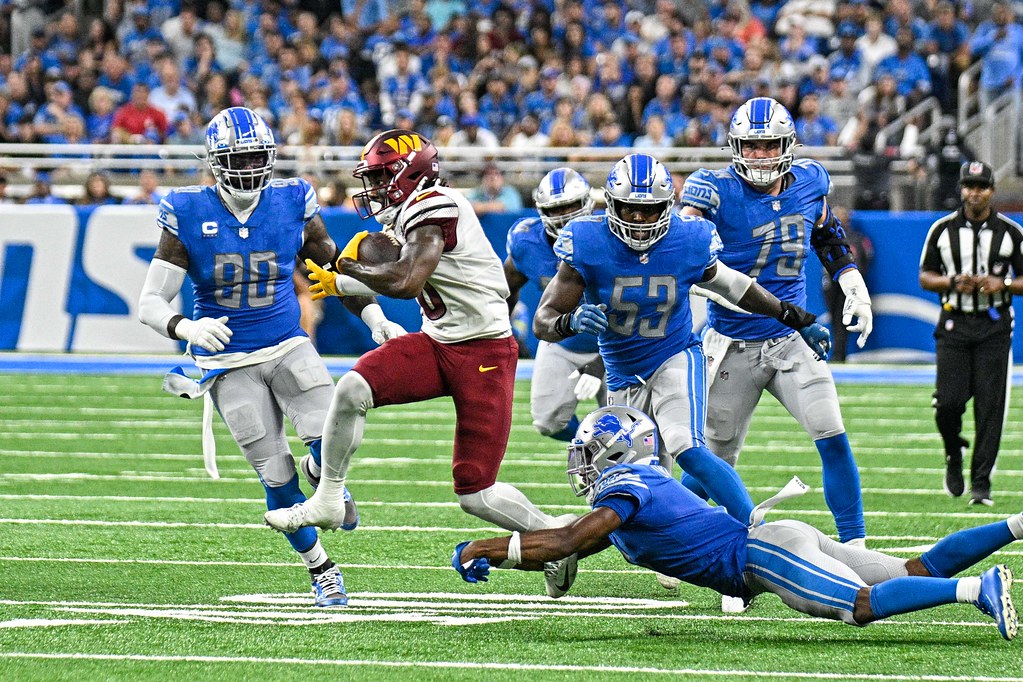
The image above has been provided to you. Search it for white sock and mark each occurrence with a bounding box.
[459,482,556,532]
[307,457,321,477]
[956,576,981,604]
[299,539,328,570]
[1007,513,1023,540]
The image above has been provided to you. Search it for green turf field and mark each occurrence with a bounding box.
[1,370,1021,681]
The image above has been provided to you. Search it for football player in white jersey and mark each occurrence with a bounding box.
[264,129,578,599]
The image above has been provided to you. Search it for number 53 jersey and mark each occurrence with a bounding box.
[681,159,831,340]
[157,178,318,357]
[554,213,721,391]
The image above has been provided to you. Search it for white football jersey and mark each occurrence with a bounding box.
[391,184,511,343]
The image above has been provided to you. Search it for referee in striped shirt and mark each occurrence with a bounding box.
[919,161,1023,506]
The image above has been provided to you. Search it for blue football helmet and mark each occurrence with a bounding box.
[568,405,659,501]
[604,153,675,251]
[728,97,796,187]
[205,107,277,199]
[533,167,594,238]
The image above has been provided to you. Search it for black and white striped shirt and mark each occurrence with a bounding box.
[920,208,1023,313]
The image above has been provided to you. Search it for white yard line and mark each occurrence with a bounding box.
[0,652,1020,680]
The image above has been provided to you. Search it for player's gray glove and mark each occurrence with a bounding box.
[175,316,232,353]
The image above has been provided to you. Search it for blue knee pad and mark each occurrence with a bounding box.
[550,415,581,442]
[264,474,317,553]
[308,438,322,467]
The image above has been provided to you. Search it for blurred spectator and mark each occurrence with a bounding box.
[923,1,971,112]
[0,174,11,204]
[149,58,197,119]
[166,111,204,145]
[84,18,118,65]
[968,1,1023,113]
[123,169,165,205]
[522,67,561,130]
[324,106,366,146]
[121,6,163,65]
[467,163,523,214]
[856,13,897,85]
[643,75,689,140]
[339,0,392,33]
[799,56,833,99]
[449,113,500,148]
[432,115,457,146]
[774,0,836,42]
[478,75,518,139]
[592,116,631,147]
[32,80,83,144]
[24,172,67,205]
[112,82,168,144]
[874,27,932,106]
[926,124,980,211]
[183,34,224,89]
[98,52,135,105]
[795,93,839,146]
[197,72,231,121]
[821,72,860,140]
[829,22,865,92]
[213,9,249,74]
[633,113,673,148]
[161,4,206,67]
[77,171,120,205]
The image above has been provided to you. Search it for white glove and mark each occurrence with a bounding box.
[569,369,602,401]
[371,320,407,345]
[838,269,872,348]
[361,303,407,345]
[175,316,232,352]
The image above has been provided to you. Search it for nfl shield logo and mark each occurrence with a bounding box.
[970,161,984,175]
[239,227,249,239]
[639,253,649,264]
[772,200,781,211]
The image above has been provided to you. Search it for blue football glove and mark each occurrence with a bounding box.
[452,541,490,584]
[799,323,832,361]
[569,304,608,335]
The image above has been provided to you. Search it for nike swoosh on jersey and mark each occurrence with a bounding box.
[478,365,498,372]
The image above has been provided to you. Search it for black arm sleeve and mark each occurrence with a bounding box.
[811,209,856,280]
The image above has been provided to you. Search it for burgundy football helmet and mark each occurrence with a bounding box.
[352,129,440,224]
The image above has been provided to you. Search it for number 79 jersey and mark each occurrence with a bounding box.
[681,159,831,340]
[157,179,318,357]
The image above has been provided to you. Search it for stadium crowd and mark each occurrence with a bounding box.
[0,0,1019,203]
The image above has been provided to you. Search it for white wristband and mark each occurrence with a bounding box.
[838,268,871,302]
[360,303,387,329]
[336,274,379,297]
[498,531,522,568]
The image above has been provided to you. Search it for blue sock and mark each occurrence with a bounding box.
[550,415,581,442]
[675,445,754,524]
[920,520,1015,577]
[308,438,322,467]
[680,472,710,500]
[264,474,317,552]
[815,433,866,542]
[868,577,959,619]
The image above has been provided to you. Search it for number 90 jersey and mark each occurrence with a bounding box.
[681,159,831,340]
[554,213,720,391]
[157,178,319,357]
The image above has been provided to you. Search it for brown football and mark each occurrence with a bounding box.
[357,231,403,264]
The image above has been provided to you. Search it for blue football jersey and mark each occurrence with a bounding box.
[554,214,720,390]
[681,159,831,340]
[506,216,597,354]
[591,462,749,598]
[157,178,319,356]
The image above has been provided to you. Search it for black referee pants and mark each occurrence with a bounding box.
[932,308,1013,497]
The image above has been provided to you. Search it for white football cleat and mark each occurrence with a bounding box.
[544,553,578,598]
[264,495,345,533]
[654,572,681,590]
[721,595,750,613]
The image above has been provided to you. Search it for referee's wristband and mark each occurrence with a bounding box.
[553,313,578,337]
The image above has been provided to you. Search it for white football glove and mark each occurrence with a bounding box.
[371,320,407,345]
[175,316,232,352]
[838,269,873,348]
[361,303,407,345]
[569,369,602,401]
